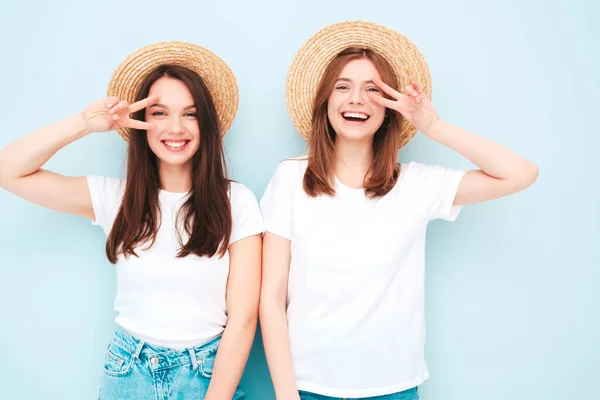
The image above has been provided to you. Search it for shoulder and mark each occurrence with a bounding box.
[272,155,308,181]
[400,161,437,174]
[86,176,126,232]
[399,161,466,196]
[87,175,124,188]
[399,161,449,183]
[86,175,126,201]
[229,181,259,205]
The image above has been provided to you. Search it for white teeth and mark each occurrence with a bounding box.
[342,112,369,120]
[164,141,188,148]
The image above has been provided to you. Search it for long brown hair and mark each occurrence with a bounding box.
[303,47,402,198]
[106,65,231,264]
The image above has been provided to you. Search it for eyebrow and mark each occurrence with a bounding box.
[336,78,376,84]
[149,103,196,110]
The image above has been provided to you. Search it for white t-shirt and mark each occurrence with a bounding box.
[259,157,467,398]
[87,176,264,349]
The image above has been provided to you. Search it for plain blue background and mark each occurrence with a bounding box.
[0,0,598,399]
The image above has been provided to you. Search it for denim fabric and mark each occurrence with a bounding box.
[298,387,418,400]
[98,327,244,400]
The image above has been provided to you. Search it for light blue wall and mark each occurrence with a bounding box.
[0,0,598,399]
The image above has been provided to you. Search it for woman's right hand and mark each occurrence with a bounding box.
[0,94,160,221]
[81,94,158,134]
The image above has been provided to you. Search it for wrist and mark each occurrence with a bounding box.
[422,118,445,139]
[75,112,92,138]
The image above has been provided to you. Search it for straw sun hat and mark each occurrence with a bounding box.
[285,20,431,147]
[107,41,238,141]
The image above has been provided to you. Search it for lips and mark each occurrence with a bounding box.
[341,111,370,122]
[161,140,191,152]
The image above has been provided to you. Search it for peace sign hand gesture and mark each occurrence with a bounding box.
[368,78,440,135]
[81,94,158,134]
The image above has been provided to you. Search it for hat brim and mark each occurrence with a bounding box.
[107,41,238,141]
[285,20,431,147]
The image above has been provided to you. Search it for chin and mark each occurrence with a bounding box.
[336,129,376,142]
[160,156,194,166]
[151,150,191,164]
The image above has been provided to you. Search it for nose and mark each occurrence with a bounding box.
[168,116,184,135]
[348,86,365,105]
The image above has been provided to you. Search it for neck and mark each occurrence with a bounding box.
[334,136,373,188]
[158,161,193,193]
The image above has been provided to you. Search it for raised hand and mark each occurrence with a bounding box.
[81,94,158,134]
[368,78,440,135]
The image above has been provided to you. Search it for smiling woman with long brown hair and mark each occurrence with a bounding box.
[259,21,538,400]
[0,41,263,399]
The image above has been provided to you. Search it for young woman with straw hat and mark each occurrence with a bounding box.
[259,21,538,400]
[0,41,263,399]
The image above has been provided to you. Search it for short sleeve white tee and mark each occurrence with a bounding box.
[260,158,466,398]
[87,176,264,349]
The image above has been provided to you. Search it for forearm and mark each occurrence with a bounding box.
[426,120,538,181]
[205,315,257,400]
[0,113,89,183]
[260,301,299,400]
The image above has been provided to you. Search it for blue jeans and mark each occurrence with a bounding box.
[299,387,418,400]
[98,327,245,399]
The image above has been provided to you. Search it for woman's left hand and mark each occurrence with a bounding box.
[368,78,440,136]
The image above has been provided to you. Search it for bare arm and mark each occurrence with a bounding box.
[427,120,538,206]
[259,232,300,400]
[0,113,94,218]
[370,79,538,206]
[205,234,262,400]
[0,96,156,218]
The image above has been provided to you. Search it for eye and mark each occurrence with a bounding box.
[366,87,380,92]
[151,111,166,116]
[335,85,349,91]
[184,112,197,118]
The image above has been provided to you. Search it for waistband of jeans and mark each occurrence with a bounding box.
[111,326,222,362]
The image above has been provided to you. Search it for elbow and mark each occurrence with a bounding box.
[510,161,539,191]
[228,309,259,335]
[521,161,539,188]
[259,294,286,321]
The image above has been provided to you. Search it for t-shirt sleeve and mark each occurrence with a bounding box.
[259,161,294,240]
[86,176,125,235]
[229,183,265,245]
[406,162,467,222]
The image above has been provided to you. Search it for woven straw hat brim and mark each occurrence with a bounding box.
[285,20,431,147]
[107,41,238,141]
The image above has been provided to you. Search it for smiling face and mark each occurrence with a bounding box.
[304,48,404,197]
[326,58,387,143]
[144,76,201,169]
[111,64,232,266]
